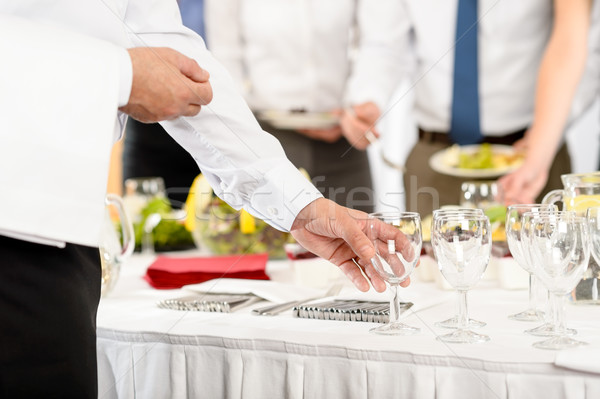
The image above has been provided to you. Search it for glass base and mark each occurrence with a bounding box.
[525,323,577,337]
[435,315,486,329]
[508,308,545,322]
[370,322,420,335]
[533,336,588,350]
[437,329,490,344]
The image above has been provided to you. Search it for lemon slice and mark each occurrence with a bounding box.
[184,174,213,232]
[240,209,256,234]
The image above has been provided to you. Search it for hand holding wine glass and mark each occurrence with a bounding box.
[368,212,421,335]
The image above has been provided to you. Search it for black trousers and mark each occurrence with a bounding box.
[0,236,101,398]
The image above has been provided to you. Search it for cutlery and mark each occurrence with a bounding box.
[251,283,343,316]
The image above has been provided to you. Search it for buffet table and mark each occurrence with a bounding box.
[96,253,600,399]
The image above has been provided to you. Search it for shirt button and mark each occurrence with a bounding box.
[268,207,278,215]
[220,182,227,190]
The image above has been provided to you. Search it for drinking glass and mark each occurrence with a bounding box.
[431,208,486,329]
[432,214,491,343]
[368,212,422,335]
[585,207,600,302]
[505,204,555,321]
[522,211,590,349]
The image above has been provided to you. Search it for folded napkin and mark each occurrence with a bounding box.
[144,253,269,289]
[555,347,600,374]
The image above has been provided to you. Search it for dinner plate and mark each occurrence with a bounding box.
[429,144,524,178]
[257,110,339,130]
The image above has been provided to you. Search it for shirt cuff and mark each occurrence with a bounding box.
[117,48,133,107]
[247,161,323,232]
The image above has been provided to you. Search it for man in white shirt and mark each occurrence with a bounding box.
[397,0,595,216]
[205,0,405,212]
[0,2,398,396]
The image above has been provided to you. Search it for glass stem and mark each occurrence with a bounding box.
[544,289,553,324]
[457,290,469,330]
[389,284,401,324]
[527,273,534,310]
[552,293,566,337]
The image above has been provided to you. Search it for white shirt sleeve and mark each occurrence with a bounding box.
[123,0,322,232]
[117,48,133,107]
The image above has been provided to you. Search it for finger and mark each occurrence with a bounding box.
[181,104,202,117]
[340,215,376,264]
[188,82,213,105]
[361,262,387,292]
[179,56,210,82]
[338,259,370,292]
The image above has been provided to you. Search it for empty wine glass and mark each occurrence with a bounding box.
[520,210,577,337]
[433,214,491,343]
[505,204,555,322]
[585,207,600,302]
[431,208,486,329]
[522,211,590,350]
[368,212,422,335]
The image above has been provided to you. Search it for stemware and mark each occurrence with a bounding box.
[505,204,555,322]
[585,207,600,302]
[368,212,422,335]
[431,208,487,329]
[522,211,590,349]
[432,214,491,343]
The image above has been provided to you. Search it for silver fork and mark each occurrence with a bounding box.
[251,283,343,316]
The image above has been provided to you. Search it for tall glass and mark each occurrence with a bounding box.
[522,211,590,349]
[505,204,555,321]
[586,207,600,301]
[433,214,491,343]
[431,208,486,329]
[368,212,422,335]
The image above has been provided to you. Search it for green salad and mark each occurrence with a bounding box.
[194,199,289,258]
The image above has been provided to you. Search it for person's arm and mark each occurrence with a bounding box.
[499,0,592,204]
[123,1,399,291]
[339,0,410,150]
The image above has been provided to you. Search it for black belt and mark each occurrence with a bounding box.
[418,128,527,145]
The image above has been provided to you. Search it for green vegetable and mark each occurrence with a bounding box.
[484,205,507,224]
[459,143,493,169]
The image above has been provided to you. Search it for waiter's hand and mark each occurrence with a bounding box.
[120,47,213,123]
[297,126,343,143]
[290,198,412,293]
[339,102,381,150]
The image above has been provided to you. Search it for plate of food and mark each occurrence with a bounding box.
[429,143,524,178]
[257,109,339,130]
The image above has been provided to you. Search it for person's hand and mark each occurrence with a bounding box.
[296,125,343,143]
[498,163,549,205]
[339,102,381,150]
[290,198,414,292]
[120,47,213,123]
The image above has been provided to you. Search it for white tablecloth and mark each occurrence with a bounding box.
[97,253,600,399]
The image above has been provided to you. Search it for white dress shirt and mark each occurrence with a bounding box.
[205,0,406,112]
[0,0,321,247]
[396,0,598,136]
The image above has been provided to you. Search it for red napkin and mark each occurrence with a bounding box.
[144,253,270,289]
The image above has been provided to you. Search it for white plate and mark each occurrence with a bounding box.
[258,110,339,130]
[429,144,524,178]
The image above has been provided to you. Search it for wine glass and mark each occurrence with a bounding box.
[368,212,422,335]
[431,208,486,329]
[432,214,491,343]
[585,207,600,302]
[505,204,555,322]
[522,211,590,349]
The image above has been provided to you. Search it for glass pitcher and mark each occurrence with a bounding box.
[542,172,600,304]
[100,194,134,297]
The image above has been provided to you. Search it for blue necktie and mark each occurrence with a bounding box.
[178,0,206,40]
[449,0,483,145]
